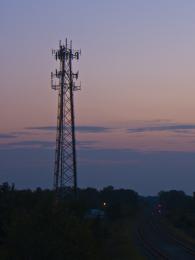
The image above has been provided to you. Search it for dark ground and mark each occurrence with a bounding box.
[0,183,195,259]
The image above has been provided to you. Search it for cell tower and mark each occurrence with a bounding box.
[51,39,81,197]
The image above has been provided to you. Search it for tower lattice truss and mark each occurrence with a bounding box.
[51,39,81,196]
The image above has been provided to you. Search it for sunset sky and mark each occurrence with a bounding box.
[1,0,195,195]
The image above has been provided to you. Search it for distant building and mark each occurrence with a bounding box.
[85,208,106,219]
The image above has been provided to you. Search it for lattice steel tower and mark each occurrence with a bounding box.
[51,39,81,197]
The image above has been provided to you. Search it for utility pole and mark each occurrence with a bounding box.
[51,39,81,198]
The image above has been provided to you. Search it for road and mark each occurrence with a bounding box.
[136,212,195,259]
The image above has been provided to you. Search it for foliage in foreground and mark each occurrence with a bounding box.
[0,183,141,260]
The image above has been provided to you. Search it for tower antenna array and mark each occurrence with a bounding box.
[51,39,81,197]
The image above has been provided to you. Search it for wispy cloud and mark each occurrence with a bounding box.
[26,125,111,133]
[0,140,55,149]
[26,126,56,131]
[0,133,17,139]
[76,126,110,133]
[128,124,195,134]
[79,158,140,165]
[0,140,99,150]
[10,131,36,136]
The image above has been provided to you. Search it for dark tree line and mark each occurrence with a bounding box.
[0,183,139,260]
[158,190,195,232]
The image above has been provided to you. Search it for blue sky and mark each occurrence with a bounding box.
[1,1,195,195]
